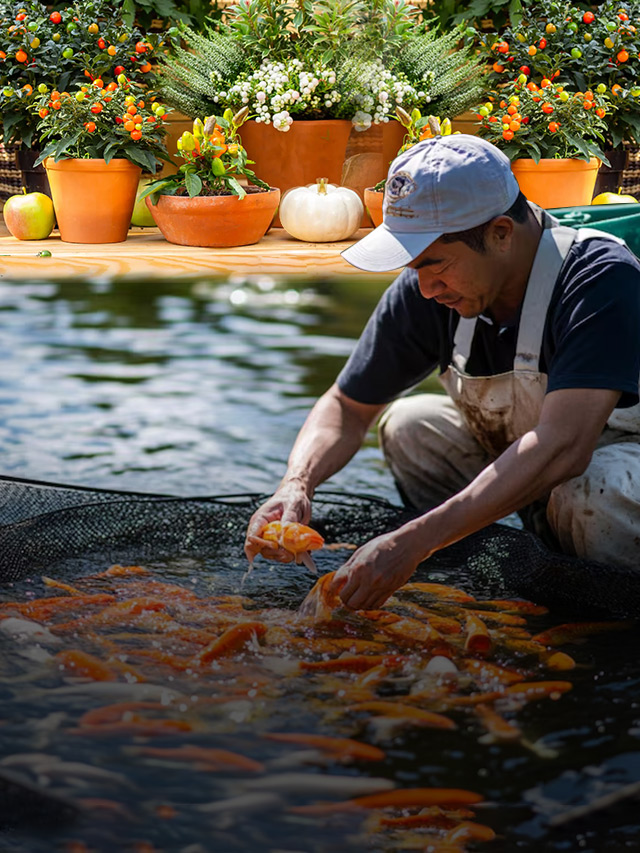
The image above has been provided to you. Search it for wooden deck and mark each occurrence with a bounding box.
[0,221,396,280]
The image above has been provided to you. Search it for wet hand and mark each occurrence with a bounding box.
[244,481,312,564]
[331,530,422,610]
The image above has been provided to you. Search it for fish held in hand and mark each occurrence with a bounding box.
[246,521,325,573]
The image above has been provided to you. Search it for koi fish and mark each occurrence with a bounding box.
[263,732,385,762]
[347,700,457,730]
[134,745,264,772]
[192,621,267,665]
[246,521,324,573]
[463,614,492,657]
[531,621,634,646]
[298,571,345,619]
[399,583,476,603]
[289,787,484,815]
[475,702,522,742]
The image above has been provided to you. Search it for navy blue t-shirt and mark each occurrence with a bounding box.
[337,236,640,409]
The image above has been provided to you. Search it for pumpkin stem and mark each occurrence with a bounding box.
[317,178,329,195]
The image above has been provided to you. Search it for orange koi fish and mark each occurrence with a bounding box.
[347,700,457,730]
[299,654,398,674]
[532,621,634,646]
[542,650,576,671]
[247,521,324,573]
[461,659,526,686]
[41,577,83,596]
[375,805,477,829]
[465,609,527,627]
[464,614,492,657]
[289,787,484,815]
[298,571,345,619]
[475,702,522,742]
[79,701,176,726]
[505,680,572,701]
[263,733,385,762]
[443,820,496,843]
[0,593,116,622]
[192,621,267,665]
[399,583,476,603]
[477,599,549,615]
[135,745,264,772]
[55,649,118,682]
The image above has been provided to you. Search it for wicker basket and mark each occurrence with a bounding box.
[0,142,22,204]
[620,143,640,199]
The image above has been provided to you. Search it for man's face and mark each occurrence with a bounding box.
[408,234,506,319]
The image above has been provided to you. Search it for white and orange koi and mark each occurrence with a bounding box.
[347,700,456,730]
[134,745,264,772]
[475,702,522,742]
[264,732,385,762]
[288,787,483,815]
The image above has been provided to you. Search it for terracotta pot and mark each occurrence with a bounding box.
[16,144,51,198]
[158,111,193,179]
[381,121,406,172]
[44,157,141,243]
[510,157,601,209]
[364,187,384,227]
[146,188,281,247]
[238,120,351,225]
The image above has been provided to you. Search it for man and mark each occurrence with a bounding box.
[245,134,640,609]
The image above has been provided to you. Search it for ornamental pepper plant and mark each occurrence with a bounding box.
[0,0,168,148]
[32,76,171,172]
[475,78,610,163]
[478,0,640,147]
[138,107,270,203]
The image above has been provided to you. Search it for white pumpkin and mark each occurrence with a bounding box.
[279,178,364,242]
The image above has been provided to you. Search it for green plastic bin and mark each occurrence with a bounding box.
[550,203,640,257]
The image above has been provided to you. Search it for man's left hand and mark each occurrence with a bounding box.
[332,528,424,610]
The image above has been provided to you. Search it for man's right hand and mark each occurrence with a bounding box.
[244,480,313,565]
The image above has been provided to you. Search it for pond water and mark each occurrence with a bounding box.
[0,273,639,853]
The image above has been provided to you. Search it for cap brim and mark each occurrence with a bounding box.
[341,222,442,272]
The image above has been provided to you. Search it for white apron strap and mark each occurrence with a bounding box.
[451,317,476,371]
[513,225,577,372]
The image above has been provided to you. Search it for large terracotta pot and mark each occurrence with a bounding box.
[238,120,351,225]
[44,157,141,243]
[364,187,384,227]
[146,188,281,248]
[510,157,601,209]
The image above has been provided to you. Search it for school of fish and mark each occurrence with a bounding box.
[0,520,632,853]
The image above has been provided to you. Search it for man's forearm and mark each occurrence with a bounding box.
[281,386,382,496]
[405,422,591,560]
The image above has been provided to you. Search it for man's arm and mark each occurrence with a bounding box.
[335,387,620,609]
[244,384,384,561]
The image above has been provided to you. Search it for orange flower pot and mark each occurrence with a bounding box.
[364,187,384,227]
[510,157,601,209]
[146,188,281,248]
[44,157,141,243]
[238,120,351,226]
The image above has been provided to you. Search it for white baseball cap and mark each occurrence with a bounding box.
[341,134,521,272]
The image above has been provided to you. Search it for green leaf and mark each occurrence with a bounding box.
[226,175,246,199]
[137,178,177,203]
[185,170,203,197]
[123,145,156,171]
[103,140,120,165]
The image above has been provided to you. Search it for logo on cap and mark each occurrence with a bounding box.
[385,171,418,219]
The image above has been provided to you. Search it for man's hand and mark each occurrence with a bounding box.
[331,527,424,610]
[244,480,312,564]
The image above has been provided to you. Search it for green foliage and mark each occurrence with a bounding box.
[140,107,270,199]
[476,0,640,146]
[32,77,170,171]
[0,0,169,146]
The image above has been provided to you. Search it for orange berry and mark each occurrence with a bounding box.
[107,45,117,56]
[502,129,514,140]
[541,102,554,113]
[492,62,505,72]
[93,78,104,88]
[617,49,629,62]
[548,121,559,132]
[146,116,156,122]
[127,104,137,114]
[51,100,61,110]
[130,129,142,140]
[15,49,27,62]
[124,120,135,131]
[38,107,49,117]
[540,78,552,88]
[90,103,103,113]
[596,107,606,117]
[583,100,594,109]
[507,104,517,115]
[106,82,117,91]
[140,63,152,73]
[137,100,145,108]
[85,121,96,132]
[528,45,537,55]
[509,120,521,131]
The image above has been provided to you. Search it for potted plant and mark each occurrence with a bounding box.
[138,107,280,248]
[477,0,640,194]
[364,107,456,227]
[475,77,610,208]
[32,75,171,242]
[0,0,167,194]
[155,1,485,211]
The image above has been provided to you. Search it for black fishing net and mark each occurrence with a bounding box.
[1,474,639,617]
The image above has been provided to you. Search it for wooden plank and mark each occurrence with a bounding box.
[0,221,399,280]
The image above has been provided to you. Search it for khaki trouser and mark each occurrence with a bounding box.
[378,393,640,570]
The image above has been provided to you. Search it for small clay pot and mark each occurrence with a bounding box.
[364,186,384,227]
[147,188,281,247]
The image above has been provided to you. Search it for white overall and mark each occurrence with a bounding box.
[379,210,640,569]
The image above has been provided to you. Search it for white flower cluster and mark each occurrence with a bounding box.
[353,61,426,124]
[227,58,343,131]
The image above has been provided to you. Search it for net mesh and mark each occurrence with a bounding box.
[1,475,639,617]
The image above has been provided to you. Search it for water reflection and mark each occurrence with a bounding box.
[0,273,447,497]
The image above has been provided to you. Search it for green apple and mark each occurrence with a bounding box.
[2,191,55,240]
[592,191,638,204]
[131,178,157,227]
